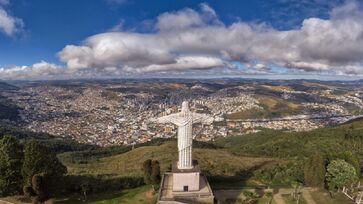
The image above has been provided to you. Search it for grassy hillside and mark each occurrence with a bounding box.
[0,122,96,153]
[59,141,276,177]
[57,118,363,191]
[55,185,156,204]
[227,95,302,120]
[214,119,363,159]
[3,117,363,203]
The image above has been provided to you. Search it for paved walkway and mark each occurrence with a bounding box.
[273,192,286,204]
[0,200,14,204]
[302,188,317,204]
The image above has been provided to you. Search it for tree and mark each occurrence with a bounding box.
[23,185,35,198]
[22,141,67,196]
[334,151,361,178]
[304,152,326,187]
[151,160,161,184]
[31,174,48,203]
[0,135,23,196]
[80,181,91,201]
[326,159,358,192]
[142,159,161,188]
[142,159,152,184]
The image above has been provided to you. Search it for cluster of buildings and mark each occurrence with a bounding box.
[194,94,261,115]
[302,103,348,115]
[4,82,363,146]
[227,118,326,133]
[7,85,229,146]
[331,95,363,110]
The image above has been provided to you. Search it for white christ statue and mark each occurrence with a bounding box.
[156,101,214,169]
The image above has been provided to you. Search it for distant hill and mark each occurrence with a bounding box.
[227,95,302,119]
[0,81,20,121]
[0,104,19,121]
[214,118,363,159]
[0,96,20,121]
[0,81,18,91]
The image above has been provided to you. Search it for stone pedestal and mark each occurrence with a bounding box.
[157,160,215,204]
[172,161,200,192]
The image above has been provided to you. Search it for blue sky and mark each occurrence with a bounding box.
[0,0,362,79]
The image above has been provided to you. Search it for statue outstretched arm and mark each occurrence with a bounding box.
[155,113,190,126]
[192,113,214,124]
[156,113,179,124]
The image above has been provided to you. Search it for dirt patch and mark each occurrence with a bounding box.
[144,189,155,199]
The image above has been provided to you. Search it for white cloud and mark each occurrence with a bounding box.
[156,3,221,31]
[200,3,217,18]
[125,56,233,73]
[156,8,204,31]
[56,1,363,76]
[59,33,176,70]
[3,1,363,79]
[254,63,271,72]
[0,61,64,79]
[244,63,272,74]
[0,2,23,36]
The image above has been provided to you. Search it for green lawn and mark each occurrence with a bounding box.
[309,189,354,204]
[257,197,275,204]
[215,189,276,204]
[281,194,308,204]
[55,185,156,204]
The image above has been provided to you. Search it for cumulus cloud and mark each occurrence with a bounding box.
[57,1,363,76]
[5,1,363,79]
[156,3,221,31]
[125,56,233,73]
[252,63,271,73]
[0,61,63,79]
[156,8,204,31]
[0,1,23,36]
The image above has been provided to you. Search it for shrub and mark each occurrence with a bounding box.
[326,159,358,192]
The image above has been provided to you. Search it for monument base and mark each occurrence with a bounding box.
[172,160,201,192]
[157,160,215,204]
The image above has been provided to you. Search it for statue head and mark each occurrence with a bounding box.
[181,101,189,112]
